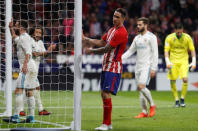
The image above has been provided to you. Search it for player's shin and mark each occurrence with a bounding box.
[140,92,147,114]
[102,98,112,125]
[27,96,35,117]
[140,87,154,106]
[14,93,23,115]
[181,82,188,99]
[170,80,179,100]
[34,89,43,111]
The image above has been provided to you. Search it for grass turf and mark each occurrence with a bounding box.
[0,91,198,130]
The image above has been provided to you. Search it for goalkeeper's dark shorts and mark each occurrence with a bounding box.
[100,71,121,95]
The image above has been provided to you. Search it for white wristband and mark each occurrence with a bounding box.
[165,57,171,65]
[192,56,196,65]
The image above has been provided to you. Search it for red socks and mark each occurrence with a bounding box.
[102,98,112,125]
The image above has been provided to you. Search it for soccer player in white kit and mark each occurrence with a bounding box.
[3,20,37,123]
[122,17,158,118]
[19,26,55,116]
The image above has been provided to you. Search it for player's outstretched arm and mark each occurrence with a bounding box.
[9,18,18,40]
[33,44,56,57]
[85,43,114,55]
[82,33,105,47]
[122,40,136,60]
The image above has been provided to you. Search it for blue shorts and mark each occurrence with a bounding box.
[100,71,121,95]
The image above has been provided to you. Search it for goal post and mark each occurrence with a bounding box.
[5,0,12,117]
[0,0,12,117]
[73,0,82,130]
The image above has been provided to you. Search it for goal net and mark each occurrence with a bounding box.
[0,0,82,130]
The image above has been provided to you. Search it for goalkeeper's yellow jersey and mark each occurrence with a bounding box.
[164,32,195,63]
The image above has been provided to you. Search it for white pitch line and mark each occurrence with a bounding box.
[34,119,71,129]
[43,104,198,109]
[1,104,198,110]
[19,116,71,129]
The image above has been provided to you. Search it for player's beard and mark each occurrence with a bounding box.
[138,27,145,33]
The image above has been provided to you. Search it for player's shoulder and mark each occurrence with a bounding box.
[183,33,192,39]
[165,33,175,40]
[20,33,31,40]
[38,40,44,44]
[115,26,128,40]
[117,26,128,35]
[146,31,157,39]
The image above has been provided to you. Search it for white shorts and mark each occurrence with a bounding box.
[16,59,39,89]
[135,68,150,85]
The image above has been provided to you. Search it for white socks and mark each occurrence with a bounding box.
[34,89,43,112]
[140,92,147,114]
[140,87,155,106]
[27,96,35,116]
[14,93,23,115]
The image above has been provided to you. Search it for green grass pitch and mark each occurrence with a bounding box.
[0,91,198,131]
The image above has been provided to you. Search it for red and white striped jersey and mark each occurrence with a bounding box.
[102,26,128,73]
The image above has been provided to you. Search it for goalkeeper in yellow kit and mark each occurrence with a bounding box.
[164,23,196,107]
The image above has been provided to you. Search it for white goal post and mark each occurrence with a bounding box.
[0,0,12,117]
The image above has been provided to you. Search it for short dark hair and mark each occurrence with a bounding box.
[137,17,149,25]
[115,8,127,18]
[20,20,28,29]
[30,26,43,36]
[175,23,183,29]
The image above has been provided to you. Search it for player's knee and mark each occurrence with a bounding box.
[138,84,145,91]
[36,86,40,90]
[26,89,34,97]
[183,78,188,83]
[101,91,111,99]
[170,80,176,84]
[15,88,23,94]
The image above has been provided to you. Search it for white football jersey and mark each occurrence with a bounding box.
[14,33,33,66]
[32,38,46,69]
[122,31,158,71]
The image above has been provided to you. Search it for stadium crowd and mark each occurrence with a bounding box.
[83,0,198,56]
[1,0,198,63]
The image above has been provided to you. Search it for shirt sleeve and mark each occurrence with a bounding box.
[150,35,159,71]
[188,35,195,51]
[14,36,20,44]
[102,33,107,41]
[21,36,32,55]
[122,37,137,60]
[40,41,46,52]
[164,36,170,52]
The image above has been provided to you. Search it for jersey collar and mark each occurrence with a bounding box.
[175,33,183,39]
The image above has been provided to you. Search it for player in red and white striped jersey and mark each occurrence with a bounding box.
[83,8,128,131]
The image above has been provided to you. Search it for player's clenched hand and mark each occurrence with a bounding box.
[189,57,196,71]
[189,63,196,71]
[9,18,13,28]
[22,64,28,74]
[47,44,56,52]
[166,63,173,69]
[150,70,156,78]
[32,52,40,57]
[165,57,173,69]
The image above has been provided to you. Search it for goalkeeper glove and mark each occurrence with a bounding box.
[189,56,196,71]
[165,57,173,69]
